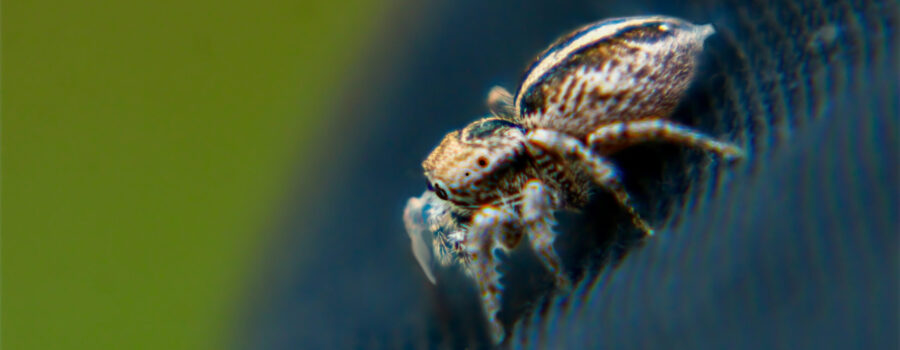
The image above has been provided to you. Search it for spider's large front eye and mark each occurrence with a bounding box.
[433,184,448,200]
[477,156,489,168]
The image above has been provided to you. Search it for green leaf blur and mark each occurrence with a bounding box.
[2,0,381,348]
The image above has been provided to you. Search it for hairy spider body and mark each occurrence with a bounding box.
[403,15,743,343]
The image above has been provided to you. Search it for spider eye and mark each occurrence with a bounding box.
[477,156,489,168]
[433,184,449,200]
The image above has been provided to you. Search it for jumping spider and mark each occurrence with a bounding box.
[403,15,743,343]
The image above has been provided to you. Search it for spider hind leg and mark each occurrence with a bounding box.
[587,118,744,159]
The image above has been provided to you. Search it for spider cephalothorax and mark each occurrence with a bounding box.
[403,15,743,343]
[422,118,533,211]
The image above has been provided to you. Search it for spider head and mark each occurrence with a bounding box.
[422,117,529,208]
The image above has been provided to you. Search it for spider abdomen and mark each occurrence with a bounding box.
[515,16,716,138]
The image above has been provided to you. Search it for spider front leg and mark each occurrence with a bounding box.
[521,179,571,290]
[527,129,655,235]
[403,191,437,284]
[586,118,744,158]
[463,205,517,343]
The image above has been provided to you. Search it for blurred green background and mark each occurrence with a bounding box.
[2,0,385,348]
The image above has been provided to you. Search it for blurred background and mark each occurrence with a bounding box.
[3,0,897,349]
[3,0,391,348]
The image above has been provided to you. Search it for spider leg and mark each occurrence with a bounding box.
[463,205,516,343]
[486,86,516,120]
[586,118,744,158]
[403,192,437,284]
[521,179,571,289]
[527,129,655,235]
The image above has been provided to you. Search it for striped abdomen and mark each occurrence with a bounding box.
[515,16,716,138]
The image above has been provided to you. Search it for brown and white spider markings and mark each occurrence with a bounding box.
[403,15,743,343]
